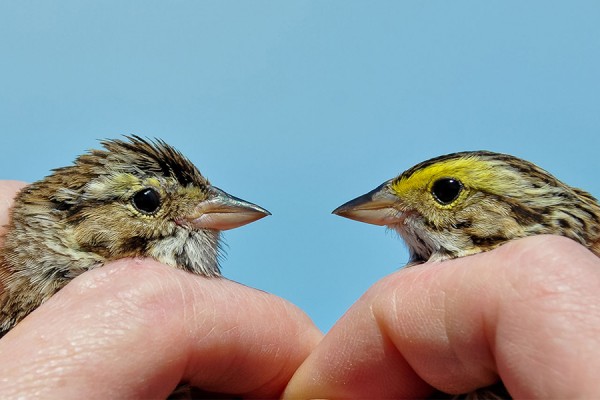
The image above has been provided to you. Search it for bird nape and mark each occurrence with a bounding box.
[0,135,270,335]
[333,150,600,399]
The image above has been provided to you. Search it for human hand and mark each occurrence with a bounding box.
[0,181,322,398]
[284,235,600,398]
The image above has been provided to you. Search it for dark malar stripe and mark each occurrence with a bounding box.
[509,202,546,225]
[471,235,509,247]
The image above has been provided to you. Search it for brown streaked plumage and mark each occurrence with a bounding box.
[333,150,600,399]
[334,151,600,263]
[0,136,270,335]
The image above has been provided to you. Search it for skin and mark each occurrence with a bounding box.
[0,181,322,398]
[284,234,600,398]
[4,180,600,398]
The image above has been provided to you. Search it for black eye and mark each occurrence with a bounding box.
[132,188,161,214]
[431,178,463,205]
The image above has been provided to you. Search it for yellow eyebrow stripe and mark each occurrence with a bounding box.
[390,155,526,198]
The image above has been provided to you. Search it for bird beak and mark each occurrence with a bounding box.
[332,181,401,226]
[189,187,271,230]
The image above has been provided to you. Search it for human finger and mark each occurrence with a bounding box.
[284,235,600,398]
[0,180,26,236]
[0,258,322,398]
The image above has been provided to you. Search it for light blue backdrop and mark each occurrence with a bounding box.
[1,1,598,331]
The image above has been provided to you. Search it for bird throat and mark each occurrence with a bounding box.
[147,228,222,277]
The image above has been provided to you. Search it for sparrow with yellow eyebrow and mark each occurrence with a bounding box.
[0,135,270,336]
[334,150,600,399]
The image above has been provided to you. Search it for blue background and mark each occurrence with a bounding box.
[1,1,598,331]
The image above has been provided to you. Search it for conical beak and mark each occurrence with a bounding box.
[332,181,401,226]
[189,187,270,230]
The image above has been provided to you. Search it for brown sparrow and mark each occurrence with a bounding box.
[0,136,270,336]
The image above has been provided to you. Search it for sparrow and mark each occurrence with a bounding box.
[334,151,600,264]
[0,135,270,336]
[333,151,600,399]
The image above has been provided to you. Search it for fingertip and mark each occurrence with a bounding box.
[0,180,27,234]
[0,180,27,192]
[284,275,434,399]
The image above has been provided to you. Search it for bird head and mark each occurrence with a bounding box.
[333,151,600,264]
[7,136,270,278]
